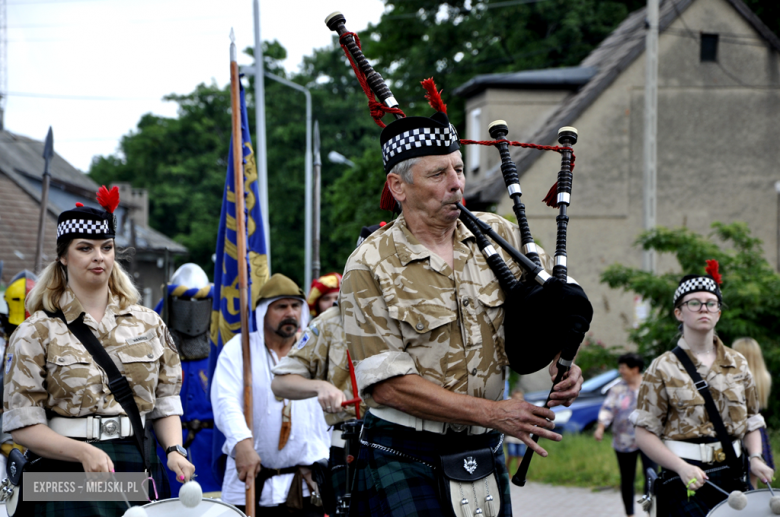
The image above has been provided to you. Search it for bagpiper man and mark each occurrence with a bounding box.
[339,83,585,516]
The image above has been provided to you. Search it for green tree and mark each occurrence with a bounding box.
[601,222,780,426]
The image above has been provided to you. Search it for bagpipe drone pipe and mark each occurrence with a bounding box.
[325,11,593,488]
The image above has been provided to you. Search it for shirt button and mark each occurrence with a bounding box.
[147,353,154,359]
[57,357,63,363]
[416,323,424,331]
[463,299,470,307]
[471,368,477,376]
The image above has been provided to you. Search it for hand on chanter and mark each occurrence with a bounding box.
[490,398,560,457]
[547,360,583,408]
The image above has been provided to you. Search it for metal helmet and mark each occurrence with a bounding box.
[170,263,209,290]
[4,270,38,326]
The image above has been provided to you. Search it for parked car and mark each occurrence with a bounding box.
[525,369,621,434]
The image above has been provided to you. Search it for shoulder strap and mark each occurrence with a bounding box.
[671,346,740,470]
[46,309,149,471]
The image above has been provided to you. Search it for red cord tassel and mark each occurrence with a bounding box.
[542,182,559,207]
[379,181,396,211]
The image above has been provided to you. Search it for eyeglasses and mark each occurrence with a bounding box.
[680,299,721,312]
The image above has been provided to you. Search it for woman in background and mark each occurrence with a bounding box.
[595,353,656,517]
[732,337,774,489]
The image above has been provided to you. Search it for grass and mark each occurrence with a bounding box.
[509,429,780,491]
[506,431,645,491]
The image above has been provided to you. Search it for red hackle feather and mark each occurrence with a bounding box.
[705,259,722,285]
[379,181,396,211]
[421,78,447,114]
[75,202,84,207]
[96,185,120,213]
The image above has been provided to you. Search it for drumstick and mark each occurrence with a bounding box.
[764,479,776,496]
[704,479,730,497]
[341,398,361,407]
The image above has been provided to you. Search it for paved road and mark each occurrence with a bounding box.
[511,482,637,517]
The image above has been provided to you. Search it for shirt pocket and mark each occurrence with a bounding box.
[392,303,457,384]
[46,345,93,415]
[668,387,706,434]
[115,342,164,401]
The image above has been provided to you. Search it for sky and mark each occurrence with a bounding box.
[3,0,385,172]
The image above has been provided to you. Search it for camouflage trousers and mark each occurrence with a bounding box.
[349,412,512,517]
[18,438,170,517]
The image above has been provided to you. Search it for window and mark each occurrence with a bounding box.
[469,108,481,174]
[701,33,719,62]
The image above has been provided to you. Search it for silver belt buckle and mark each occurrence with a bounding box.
[101,417,119,439]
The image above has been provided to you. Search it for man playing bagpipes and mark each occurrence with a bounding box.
[338,81,588,515]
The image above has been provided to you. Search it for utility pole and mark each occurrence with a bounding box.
[0,0,7,130]
[643,0,659,273]
[253,0,270,272]
[312,120,321,280]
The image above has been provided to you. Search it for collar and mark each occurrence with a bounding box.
[392,212,475,268]
[676,336,736,371]
[59,286,128,326]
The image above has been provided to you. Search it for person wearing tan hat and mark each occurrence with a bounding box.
[211,273,328,516]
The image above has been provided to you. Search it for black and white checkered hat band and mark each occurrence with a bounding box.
[381,124,458,166]
[57,218,110,239]
[674,277,719,305]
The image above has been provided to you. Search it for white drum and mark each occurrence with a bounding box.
[707,489,775,516]
[141,498,246,516]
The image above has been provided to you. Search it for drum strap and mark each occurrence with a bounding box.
[46,309,150,472]
[671,347,741,472]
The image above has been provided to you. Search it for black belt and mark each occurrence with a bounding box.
[181,419,214,448]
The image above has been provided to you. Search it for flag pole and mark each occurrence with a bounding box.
[230,28,255,517]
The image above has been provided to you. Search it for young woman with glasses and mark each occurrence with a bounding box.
[630,261,773,516]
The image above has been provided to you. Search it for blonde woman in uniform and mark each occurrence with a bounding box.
[3,187,194,516]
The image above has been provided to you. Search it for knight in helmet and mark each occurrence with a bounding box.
[155,263,220,496]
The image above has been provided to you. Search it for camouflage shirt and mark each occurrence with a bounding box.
[272,306,364,426]
[630,337,765,441]
[341,211,551,409]
[3,287,183,433]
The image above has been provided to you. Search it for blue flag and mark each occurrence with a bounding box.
[208,82,269,483]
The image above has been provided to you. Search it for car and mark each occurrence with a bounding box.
[524,369,621,434]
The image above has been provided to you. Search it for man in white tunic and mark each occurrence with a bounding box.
[211,274,329,516]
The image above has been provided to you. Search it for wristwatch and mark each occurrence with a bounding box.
[166,445,188,459]
[748,453,766,464]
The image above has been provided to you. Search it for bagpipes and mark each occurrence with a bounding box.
[326,11,593,487]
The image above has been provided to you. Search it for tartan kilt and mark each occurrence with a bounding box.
[349,412,511,517]
[19,438,170,517]
[324,445,348,515]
